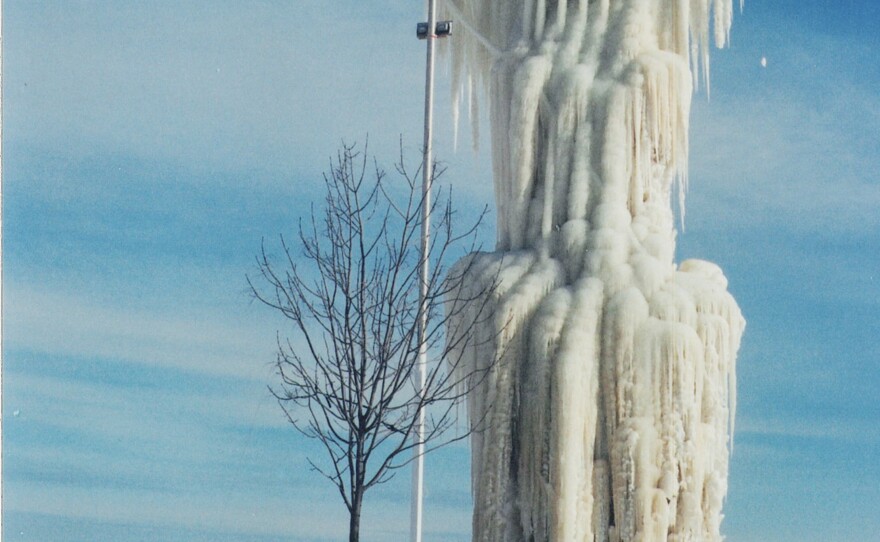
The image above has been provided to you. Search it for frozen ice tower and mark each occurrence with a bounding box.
[441,1,746,540]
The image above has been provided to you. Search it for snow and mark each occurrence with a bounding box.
[442,1,745,540]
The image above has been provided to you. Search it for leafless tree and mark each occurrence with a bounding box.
[248,142,496,542]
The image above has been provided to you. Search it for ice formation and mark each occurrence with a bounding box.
[441,1,745,540]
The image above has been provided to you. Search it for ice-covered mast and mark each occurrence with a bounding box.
[442,1,745,540]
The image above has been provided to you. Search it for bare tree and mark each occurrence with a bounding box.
[248,142,496,542]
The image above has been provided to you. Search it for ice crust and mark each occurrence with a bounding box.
[442,1,745,540]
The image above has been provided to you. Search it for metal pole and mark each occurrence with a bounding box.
[412,0,437,540]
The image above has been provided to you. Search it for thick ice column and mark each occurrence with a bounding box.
[443,1,745,541]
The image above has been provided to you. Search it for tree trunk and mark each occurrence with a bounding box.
[349,489,363,542]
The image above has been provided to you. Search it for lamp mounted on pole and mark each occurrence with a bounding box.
[412,3,452,542]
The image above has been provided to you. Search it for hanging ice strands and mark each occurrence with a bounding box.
[442,1,745,540]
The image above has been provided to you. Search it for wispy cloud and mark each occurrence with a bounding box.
[5,282,276,381]
[737,414,880,443]
[688,24,880,237]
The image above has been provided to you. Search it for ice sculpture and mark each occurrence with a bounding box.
[442,1,746,540]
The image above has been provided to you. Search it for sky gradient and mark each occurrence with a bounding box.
[3,2,879,541]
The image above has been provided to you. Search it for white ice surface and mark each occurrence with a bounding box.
[443,1,745,540]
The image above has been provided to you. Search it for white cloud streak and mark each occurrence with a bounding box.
[5,282,277,382]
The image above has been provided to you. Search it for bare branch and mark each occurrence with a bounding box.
[247,141,501,540]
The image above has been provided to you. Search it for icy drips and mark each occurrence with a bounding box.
[442,1,745,540]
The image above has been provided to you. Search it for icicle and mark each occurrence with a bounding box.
[443,1,744,540]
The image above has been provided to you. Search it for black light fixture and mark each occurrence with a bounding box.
[416,20,453,40]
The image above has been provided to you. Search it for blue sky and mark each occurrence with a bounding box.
[2,2,878,541]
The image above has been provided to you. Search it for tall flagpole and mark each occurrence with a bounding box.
[412,1,439,540]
